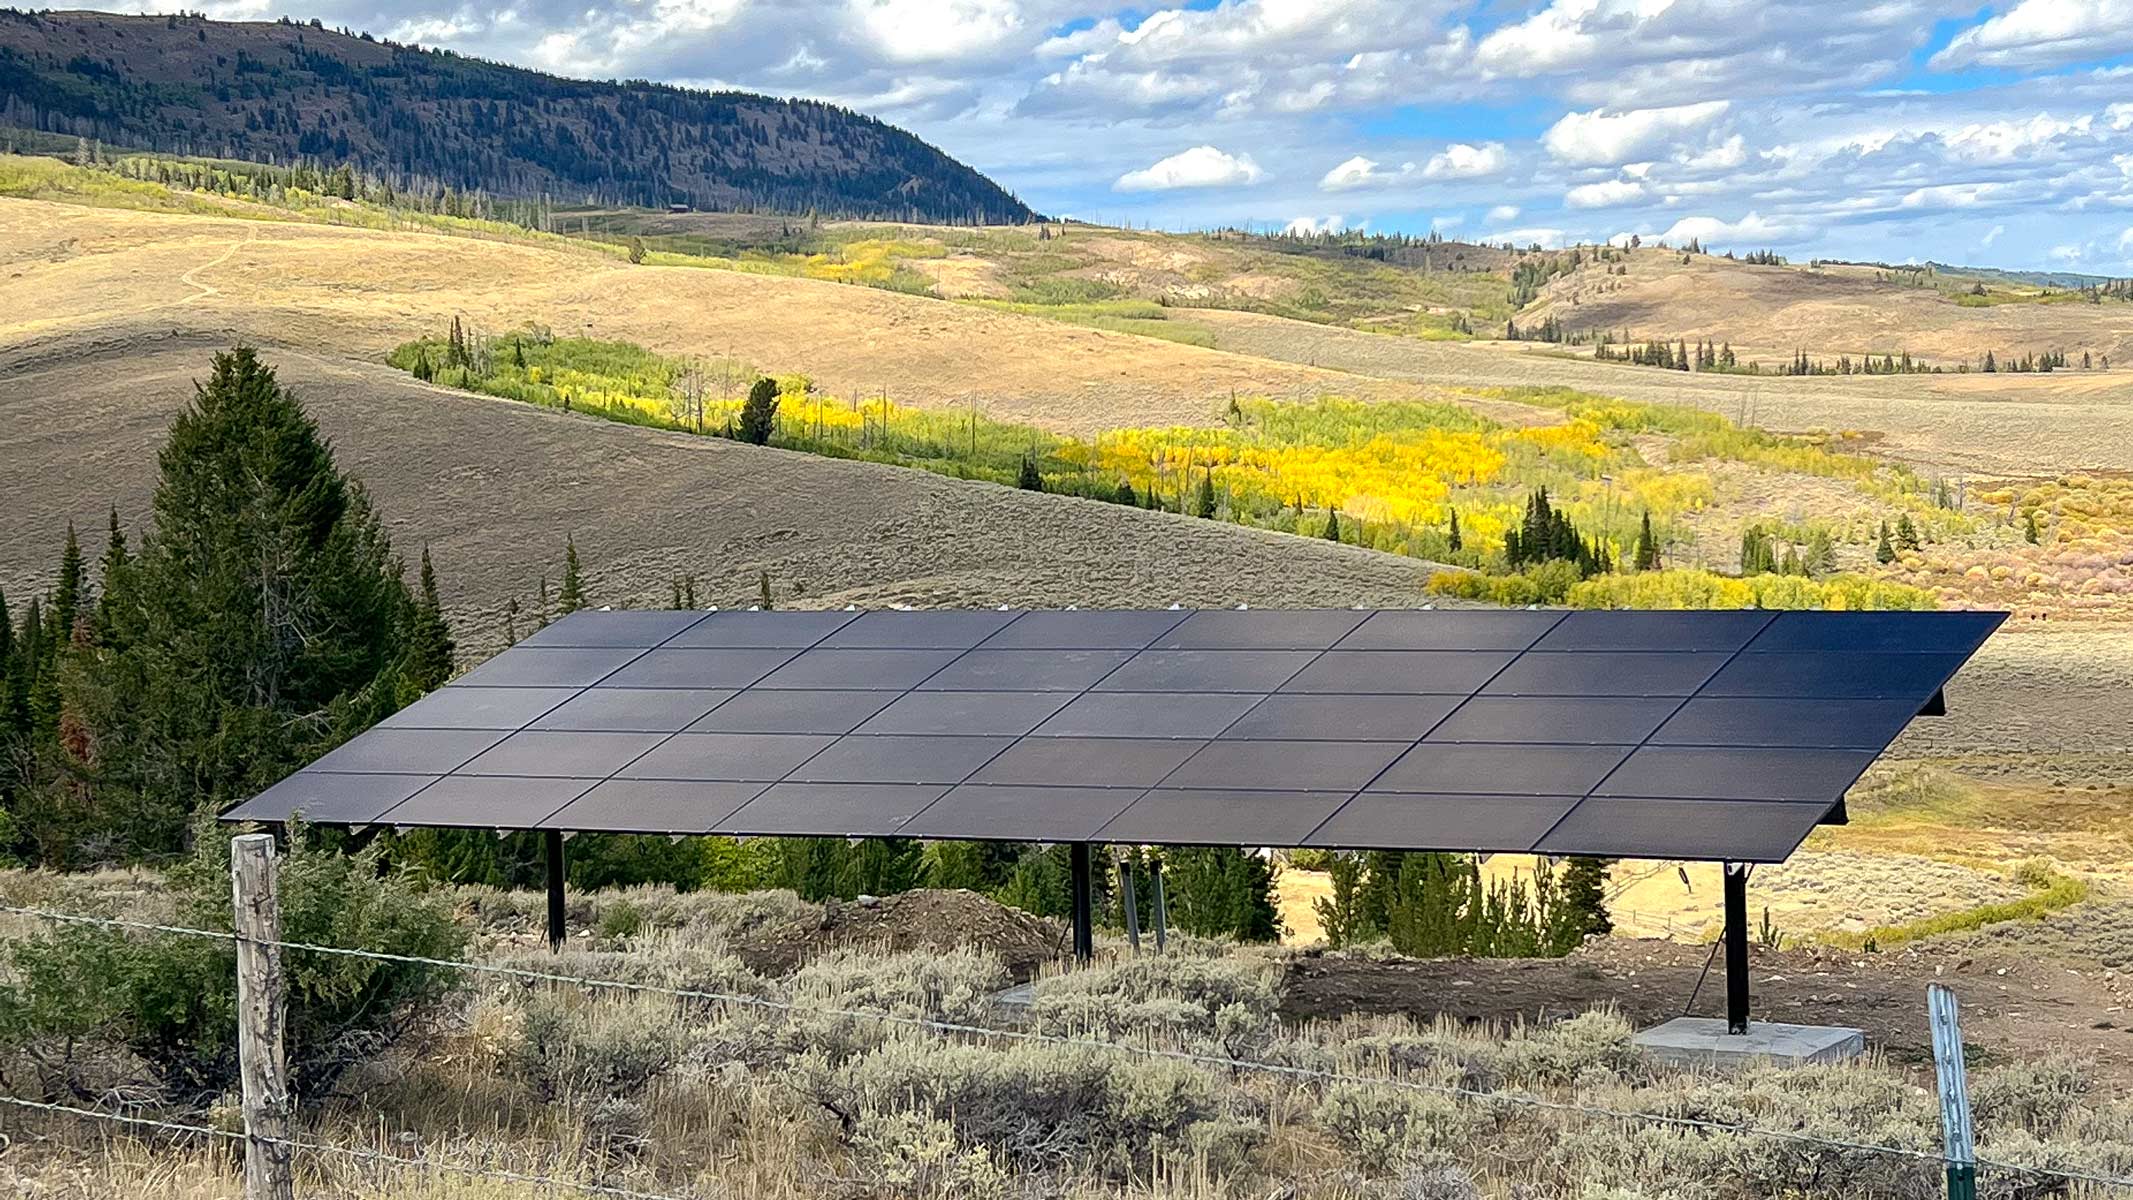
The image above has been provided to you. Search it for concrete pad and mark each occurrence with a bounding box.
[1634,1017,1865,1068]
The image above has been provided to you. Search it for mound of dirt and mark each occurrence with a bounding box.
[1280,929,2133,1084]
[729,888,1067,981]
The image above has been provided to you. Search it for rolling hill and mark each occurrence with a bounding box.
[0,10,1033,222]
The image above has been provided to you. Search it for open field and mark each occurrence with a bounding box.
[0,336,1443,656]
[0,196,1400,435]
[1525,249,2133,368]
[1191,309,2133,475]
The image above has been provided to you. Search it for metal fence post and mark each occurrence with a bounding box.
[231,834,295,1200]
[1149,857,1169,952]
[1929,984,1978,1200]
[1118,855,1141,955]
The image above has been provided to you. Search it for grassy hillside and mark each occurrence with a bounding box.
[0,10,1033,222]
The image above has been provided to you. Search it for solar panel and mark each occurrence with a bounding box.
[529,688,736,733]
[1095,788,1351,845]
[541,779,768,834]
[1305,792,1581,851]
[457,730,670,777]
[899,784,1142,841]
[720,782,950,837]
[225,607,2004,863]
[1035,692,1263,739]
[379,686,579,730]
[854,690,1076,737]
[617,732,838,781]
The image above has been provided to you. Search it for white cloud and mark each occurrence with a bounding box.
[1486,204,1522,223]
[1543,102,1731,166]
[1319,154,1416,191]
[1983,224,2006,247]
[1489,227,1569,249]
[1422,141,1507,179]
[851,0,1028,65]
[1932,0,2133,71]
[1655,212,1807,247]
[2118,227,2133,253]
[1282,214,1351,235]
[1565,178,1647,209]
[1114,146,1266,192]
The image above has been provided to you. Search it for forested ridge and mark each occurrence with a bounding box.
[0,9,1034,222]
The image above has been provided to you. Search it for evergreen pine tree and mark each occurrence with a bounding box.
[1446,507,1463,553]
[1633,511,1660,571]
[737,377,780,445]
[1549,857,1613,951]
[557,536,585,615]
[70,348,417,859]
[402,546,455,695]
[93,508,129,644]
[1323,508,1341,542]
[2022,510,2041,544]
[1016,454,1043,490]
[1895,513,1921,551]
[1113,479,1137,507]
[758,570,774,611]
[1193,471,1217,519]
[1313,852,1372,948]
[1875,520,1896,564]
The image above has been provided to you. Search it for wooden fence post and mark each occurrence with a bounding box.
[232,833,295,1200]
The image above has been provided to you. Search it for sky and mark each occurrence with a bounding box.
[113,0,2133,272]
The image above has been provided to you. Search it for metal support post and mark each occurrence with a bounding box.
[1929,984,1978,1200]
[545,829,568,952]
[1724,861,1749,1034]
[1118,855,1141,954]
[1150,857,1169,952]
[1069,843,1094,963]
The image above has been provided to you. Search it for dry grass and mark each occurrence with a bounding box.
[1189,308,2133,476]
[0,194,1403,436]
[1525,249,2133,369]
[6,880,2131,1199]
[0,340,1445,657]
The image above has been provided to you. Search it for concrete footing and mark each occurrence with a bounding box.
[1634,1017,1865,1068]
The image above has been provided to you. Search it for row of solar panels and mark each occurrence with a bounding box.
[369,688,1929,746]
[233,773,1837,862]
[224,608,2005,863]
[503,607,2000,655]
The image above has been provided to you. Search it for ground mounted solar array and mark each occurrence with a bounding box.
[222,607,2004,863]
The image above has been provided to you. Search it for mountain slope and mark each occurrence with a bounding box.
[0,10,1033,223]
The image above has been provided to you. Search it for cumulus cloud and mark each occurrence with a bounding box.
[1114,146,1266,191]
[1543,102,1730,166]
[1488,227,1569,248]
[1319,154,1415,191]
[1565,178,1647,208]
[1486,204,1522,223]
[1282,214,1351,235]
[1932,0,2133,71]
[1655,212,1807,247]
[1422,141,1507,179]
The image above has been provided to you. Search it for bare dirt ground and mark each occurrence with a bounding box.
[0,335,1443,655]
[1526,251,2133,368]
[0,199,1398,434]
[1281,906,2133,1085]
[1191,309,2133,474]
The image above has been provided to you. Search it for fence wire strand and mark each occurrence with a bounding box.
[0,1093,694,1200]
[3,901,2129,1193]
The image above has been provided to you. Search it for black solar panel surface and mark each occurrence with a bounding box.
[222,608,2005,862]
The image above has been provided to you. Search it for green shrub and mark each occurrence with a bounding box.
[0,824,465,1099]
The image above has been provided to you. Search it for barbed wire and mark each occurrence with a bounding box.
[5,901,2130,1192]
[0,1093,695,1200]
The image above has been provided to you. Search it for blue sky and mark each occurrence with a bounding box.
[127,0,2133,272]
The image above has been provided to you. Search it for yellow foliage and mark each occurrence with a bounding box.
[1566,570,1938,611]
